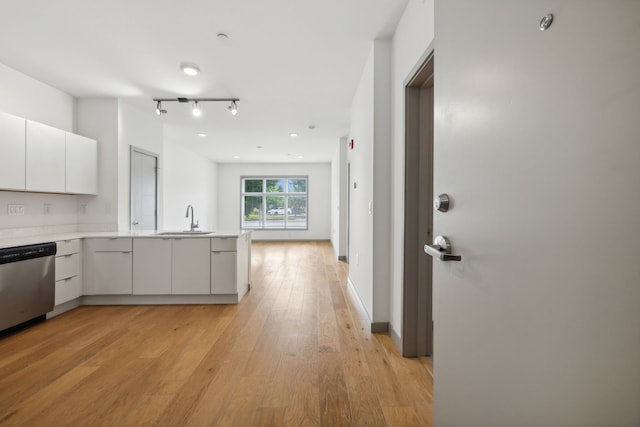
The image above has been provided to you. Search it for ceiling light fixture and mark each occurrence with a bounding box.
[155,101,166,116]
[151,97,240,117]
[289,133,299,137]
[197,133,207,137]
[232,155,240,159]
[180,62,200,76]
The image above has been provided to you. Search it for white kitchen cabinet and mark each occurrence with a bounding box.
[54,239,82,306]
[25,120,66,192]
[172,238,210,295]
[210,250,237,294]
[65,132,97,194]
[0,112,26,191]
[133,238,172,295]
[83,238,133,295]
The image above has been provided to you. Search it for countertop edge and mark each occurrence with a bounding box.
[0,230,251,250]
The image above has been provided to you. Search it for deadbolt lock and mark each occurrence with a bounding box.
[434,194,450,212]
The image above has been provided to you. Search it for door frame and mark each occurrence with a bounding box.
[402,46,435,357]
[130,146,159,231]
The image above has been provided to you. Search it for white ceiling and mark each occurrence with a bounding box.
[0,0,408,163]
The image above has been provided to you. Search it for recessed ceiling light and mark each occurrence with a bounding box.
[197,133,207,137]
[180,62,200,76]
[232,155,240,159]
[297,155,304,159]
[257,146,263,149]
[217,33,229,40]
[308,124,316,130]
[289,133,298,137]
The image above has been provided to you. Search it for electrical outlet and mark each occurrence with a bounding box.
[7,204,25,216]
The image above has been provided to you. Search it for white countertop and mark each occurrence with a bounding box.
[0,230,250,250]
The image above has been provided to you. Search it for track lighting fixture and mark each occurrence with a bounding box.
[151,97,239,117]
[155,101,166,116]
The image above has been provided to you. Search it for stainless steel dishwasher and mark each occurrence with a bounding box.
[0,242,57,332]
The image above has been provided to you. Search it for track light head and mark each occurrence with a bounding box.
[192,101,202,117]
[155,101,166,116]
[229,100,238,116]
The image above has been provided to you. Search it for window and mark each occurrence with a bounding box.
[241,177,308,230]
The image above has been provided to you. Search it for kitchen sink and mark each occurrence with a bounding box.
[155,231,214,236]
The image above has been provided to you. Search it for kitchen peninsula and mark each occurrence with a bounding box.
[0,230,252,318]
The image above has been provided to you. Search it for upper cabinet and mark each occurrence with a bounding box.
[0,112,26,191]
[0,112,98,195]
[65,132,97,195]
[26,120,66,193]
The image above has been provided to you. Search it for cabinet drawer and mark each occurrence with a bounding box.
[55,253,80,281]
[55,275,81,305]
[211,237,236,251]
[89,238,133,252]
[56,239,80,256]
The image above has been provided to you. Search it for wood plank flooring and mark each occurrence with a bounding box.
[0,241,433,426]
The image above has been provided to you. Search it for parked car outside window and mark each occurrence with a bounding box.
[267,207,292,215]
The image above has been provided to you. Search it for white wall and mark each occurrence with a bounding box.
[0,62,80,234]
[76,99,164,232]
[217,162,331,240]
[118,101,164,231]
[76,99,119,231]
[389,0,435,341]
[330,137,348,259]
[0,62,74,131]
[347,40,393,325]
[347,49,374,317]
[163,141,217,231]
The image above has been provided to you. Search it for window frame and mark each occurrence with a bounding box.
[240,176,309,230]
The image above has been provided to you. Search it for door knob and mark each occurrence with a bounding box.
[132,221,142,226]
[424,235,462,261]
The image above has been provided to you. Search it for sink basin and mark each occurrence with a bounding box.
[155,231,214,236]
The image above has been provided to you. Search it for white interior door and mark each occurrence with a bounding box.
[131,148,158,231]
[433,2,640,425]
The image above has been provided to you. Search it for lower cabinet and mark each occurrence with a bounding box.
[83,238,133,295]
[210,251,237,294]
[54,239,82,305]
[133,238,172,295]
[172,238,210,294]
[132,238,211,295]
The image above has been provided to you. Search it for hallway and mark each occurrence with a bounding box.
[0,241,433,426]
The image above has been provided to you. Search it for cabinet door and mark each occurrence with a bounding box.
[55,253,80,281]
[0,112,26,191]
[55,276,82,305]
[172,238,210,295]
[133,238,172,295]
[25,120,66,192]
[85,251,132,295]
[65,133,97,194]
[83,239,132,295]
[211,251,237,294]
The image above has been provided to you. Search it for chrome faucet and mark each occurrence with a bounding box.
[185,204,199,231]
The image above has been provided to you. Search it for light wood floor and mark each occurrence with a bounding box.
[0,241,433,426]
